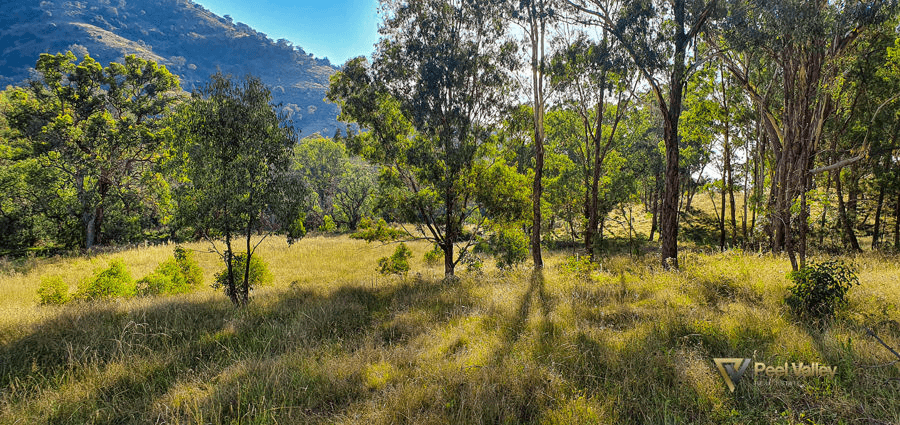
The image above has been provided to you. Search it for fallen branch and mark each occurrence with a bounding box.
[864,326,900,362]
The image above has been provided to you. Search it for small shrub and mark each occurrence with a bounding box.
[318,215,337,233]
[423,244,444,266]
[786,260,859,321]
[461,252,484,274]
[213,252,273,297]
[561,255,593,279]
[77,259,136,300]
[137,246,203,296]
[488,226,528,269]
[137,270,176,296]
[352,217,405,242]
[378,243,412,275]
[37,276,69,305]
[174,246,203,286]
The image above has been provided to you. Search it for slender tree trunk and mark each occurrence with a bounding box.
[529,9,546,269]
[872,185,885,250]
[445,185,456,277]
[835,172,862,252]
[819,170,832,248]
[727,147,737,245]
[660,114,681,268]
[242,215,253,306]
[649,176,660,242]
[894,191,900,250]
[225,232,238,306]
[719,66,737,246]
[84,213,97,251]
[720,174,727,250]
[659,0,690,270]
[742,131,749,242]
[847,167,860,243]
[586,99,605,259]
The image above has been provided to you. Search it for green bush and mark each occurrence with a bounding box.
[37,276,70,305]
[77,259,136,300]
[214,252,273,297]
[137,246,203,296]
[352,217,405,242]
[318,215,337,233]
[378,243,412,275]
[423,244,444,266]
[786,260,859,321]
[174,246,203,286]
[561,255,593,278]
[488,226,528,269]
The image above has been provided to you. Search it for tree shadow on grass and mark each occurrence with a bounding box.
[0,275,476,424]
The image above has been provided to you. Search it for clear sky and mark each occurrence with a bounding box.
[193,0,381,65]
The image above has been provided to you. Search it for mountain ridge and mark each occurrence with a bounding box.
[0,0,342,137]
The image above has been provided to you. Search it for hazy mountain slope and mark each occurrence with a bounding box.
[0,0,342,137]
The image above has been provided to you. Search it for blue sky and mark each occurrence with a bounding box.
[194,0,381,65]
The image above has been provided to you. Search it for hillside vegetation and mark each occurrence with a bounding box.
[0,0,339,136]
[0,235,898,424]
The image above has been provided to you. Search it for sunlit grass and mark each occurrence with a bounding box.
[0,234,898,424]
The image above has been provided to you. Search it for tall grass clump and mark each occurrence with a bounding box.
[137,246,204,295]
[76,259,136,300]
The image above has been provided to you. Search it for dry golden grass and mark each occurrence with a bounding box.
[0,234,898,424]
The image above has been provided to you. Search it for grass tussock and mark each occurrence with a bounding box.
[0,236,898,424]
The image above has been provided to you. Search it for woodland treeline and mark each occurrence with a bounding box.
[2,0,900,278]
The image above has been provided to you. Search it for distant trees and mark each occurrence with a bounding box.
[292,134,377,231]
[173,73,305,305]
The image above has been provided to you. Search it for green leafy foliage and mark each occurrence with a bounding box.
[36,276,69,305]
[3,52,181,250]
[786,260,860,321]
[423,244,444,267]
[351,217,405,243]
[76,259,136,300]
[137,246,203,296]
[173,73,305,305]
[213,253,273,298]
[326,0,516,277]
[377,243,412,275]
[486,226,529,269]
[319,215,338,233]
[561,255,594,279]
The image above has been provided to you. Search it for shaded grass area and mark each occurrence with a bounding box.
[0,237,899,424]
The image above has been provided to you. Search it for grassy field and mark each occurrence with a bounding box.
[0,233,899,424]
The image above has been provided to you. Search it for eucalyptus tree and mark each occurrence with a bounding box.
[548,31,637,257]
[174,73,305,306]
[327,0,517,277]
[3,52,181,250]
[564,0,719,269]
[713,0,897,269]
[510,0,557,268]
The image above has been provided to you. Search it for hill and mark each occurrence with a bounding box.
[0,0,342,136]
